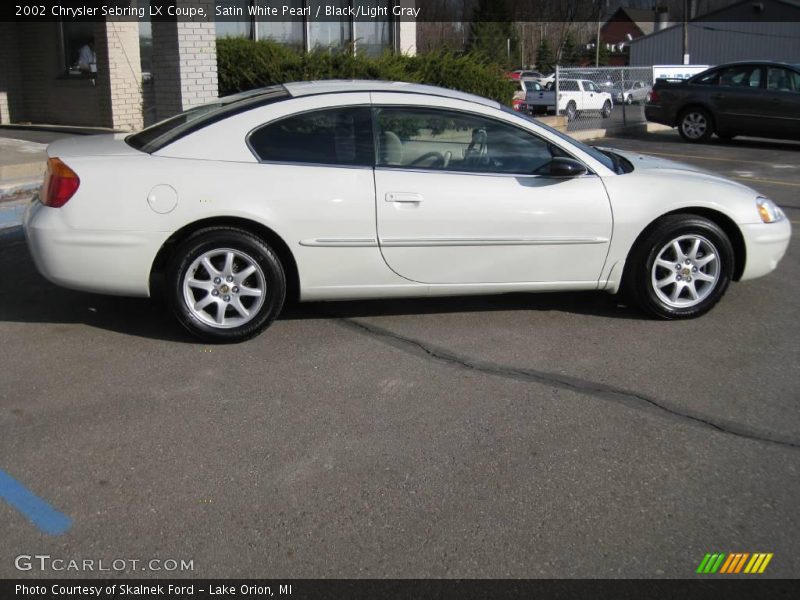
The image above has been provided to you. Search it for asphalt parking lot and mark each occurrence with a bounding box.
[1,131,798,578]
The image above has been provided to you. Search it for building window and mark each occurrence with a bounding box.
[61,22,96,76]
[215,0,394,54]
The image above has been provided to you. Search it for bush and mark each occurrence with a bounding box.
[216,38,516,105]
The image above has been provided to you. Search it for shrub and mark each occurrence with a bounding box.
[216,38,515,105]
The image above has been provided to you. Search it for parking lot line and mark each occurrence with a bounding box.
[0,469,72,535]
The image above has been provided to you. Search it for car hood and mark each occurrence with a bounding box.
[603,148,760,196]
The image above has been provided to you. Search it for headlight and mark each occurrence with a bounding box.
[756,197,784,223]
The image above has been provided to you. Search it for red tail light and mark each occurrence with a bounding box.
[648,89,660,103]
[41,157,80,208]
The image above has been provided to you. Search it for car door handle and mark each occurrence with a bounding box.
[386,192,424,203]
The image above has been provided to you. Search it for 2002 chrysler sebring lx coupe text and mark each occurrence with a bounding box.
[24,81,791,342]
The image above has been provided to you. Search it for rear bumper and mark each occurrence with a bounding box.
[24,200,165,297]
[739,219,792,281]
[645,104,675,127]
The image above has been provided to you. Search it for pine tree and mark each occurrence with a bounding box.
[536,39,553,73]
[560,33,580,67]
[467,0,519,68]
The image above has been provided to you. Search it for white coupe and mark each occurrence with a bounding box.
[24,81,791,342]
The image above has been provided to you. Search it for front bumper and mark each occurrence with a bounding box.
[24,200,165,297]
[739,218,792,281]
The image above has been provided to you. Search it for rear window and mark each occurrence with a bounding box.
[126,86,289,153]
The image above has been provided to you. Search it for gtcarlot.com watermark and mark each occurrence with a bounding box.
[15,554,194,573]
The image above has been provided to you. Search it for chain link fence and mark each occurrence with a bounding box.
[553,66,655,133]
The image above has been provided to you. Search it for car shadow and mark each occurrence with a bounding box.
[0,227,647,343]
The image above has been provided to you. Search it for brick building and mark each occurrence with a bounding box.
[0,0,416,131]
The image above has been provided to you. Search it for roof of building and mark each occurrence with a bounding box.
[629,0,800,45]
[283,80,501,109]
[609,7,657,36]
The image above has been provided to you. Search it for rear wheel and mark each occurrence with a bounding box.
[678,108,713,143]
[626,215,734,319]
[167,227,286,343]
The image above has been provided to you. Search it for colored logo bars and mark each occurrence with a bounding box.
[696,553,773,574]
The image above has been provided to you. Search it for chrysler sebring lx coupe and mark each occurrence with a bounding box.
[24,81,791,342]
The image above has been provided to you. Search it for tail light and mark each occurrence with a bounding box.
[648,89,660,103]
[41,157,80,208]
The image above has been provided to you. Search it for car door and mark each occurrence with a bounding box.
[764,66,800,138]
[371,102,613,285]
[711,64,768,134]
[581,81,603,110]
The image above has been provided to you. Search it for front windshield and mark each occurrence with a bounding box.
[502,107,616,172]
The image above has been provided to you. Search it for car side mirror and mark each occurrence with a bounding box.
[536,157,588,178]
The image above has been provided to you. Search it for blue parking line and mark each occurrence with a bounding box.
[0,469,72,535]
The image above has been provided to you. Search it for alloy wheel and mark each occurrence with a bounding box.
[651,235,720,308]
[681,112,708,140]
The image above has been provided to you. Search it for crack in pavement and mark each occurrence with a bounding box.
[330,315,800,451]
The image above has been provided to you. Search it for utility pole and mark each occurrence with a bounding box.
[682,0,691,65]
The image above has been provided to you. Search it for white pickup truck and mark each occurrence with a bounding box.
[523,79,613,121]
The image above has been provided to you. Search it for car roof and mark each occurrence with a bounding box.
[708,60,799,69]
[283,80,501,109]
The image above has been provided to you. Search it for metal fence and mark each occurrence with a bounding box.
[554,66,655,132]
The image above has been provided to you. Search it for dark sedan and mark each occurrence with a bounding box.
[646,61,800,142]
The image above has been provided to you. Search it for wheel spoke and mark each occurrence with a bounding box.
[686,281,700,301]
[236,265,257,283]
[656,274,676,289]
[223,251,235,276]
[669,283,683,303]
[655,258,675,270]
[694,270,715,283]
[214,304,226,325]
[231,297,250,318]
[194,295,216,312]
[688,238,701,260]
[238,285,263,298]
[671,240,684,260]
[187,278,213,291]
[696,253,716,267]
[201,257,219,277]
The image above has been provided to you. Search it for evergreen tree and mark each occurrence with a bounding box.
[536,39,553,73]
[597,42,611,66]
[467,0,519,68]
[560,33,580,66]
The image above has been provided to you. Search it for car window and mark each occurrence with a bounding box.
[718,65,761,88]
[249,106,373,167]
[767,67,800,92]
[560,81,579,92]
[584,81,599,92]
[693,69,720,85]
[375,107,554,175]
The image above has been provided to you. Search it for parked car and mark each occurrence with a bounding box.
[511,78,545,113]
[527,79,614,120]
[646,61,800,142]
[611,80,652,105]
[25,81,790,342]
[507,69,544,81]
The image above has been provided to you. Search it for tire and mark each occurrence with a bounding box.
[625,215,734,320]
[678,107,714,143]
[625,95,633,105]
[645,92,652,103]
[166,227,286,343]
[601,100,612,118]
[565,101,577,121]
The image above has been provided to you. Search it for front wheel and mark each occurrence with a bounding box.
[625,215,734,319]
[625,94,633,105]
[167,227,286,343]
[565,101,577,121]
[601,100,612,118]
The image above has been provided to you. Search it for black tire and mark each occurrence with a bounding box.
[166,227,286,343]
[601,100,612,118]
[625,95,633,105]
[625,215,734,320]
[565,101,577,121]
[678,107,714,143]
